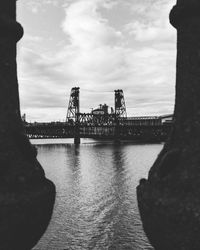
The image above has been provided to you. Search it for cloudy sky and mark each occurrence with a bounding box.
[17,0,177,122]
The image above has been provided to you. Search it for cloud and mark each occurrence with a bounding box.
[22,0,59,13]
[18,0,177,121]
[62,0,122,49]
[126,21,174,42]
[125,0,176,42]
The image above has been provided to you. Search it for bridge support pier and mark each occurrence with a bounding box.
[114,121,121,144]
[74,136,80,145]
[74,121,80,145]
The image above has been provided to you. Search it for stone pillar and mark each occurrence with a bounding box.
[0,1,55,249]
[137,0,200,249]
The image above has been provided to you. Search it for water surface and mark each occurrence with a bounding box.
[32,139,162,250]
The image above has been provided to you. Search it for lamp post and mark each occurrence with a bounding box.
[0,1,55,249]
[137,0,200,249]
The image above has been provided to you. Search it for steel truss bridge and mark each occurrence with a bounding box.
[24,87,172,144]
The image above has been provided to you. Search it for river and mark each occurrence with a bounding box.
[32,138,163,250]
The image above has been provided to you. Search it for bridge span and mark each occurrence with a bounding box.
[25,120,172,142]
[24,87,173,143]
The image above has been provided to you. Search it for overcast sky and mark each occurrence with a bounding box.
[17,0,176,122]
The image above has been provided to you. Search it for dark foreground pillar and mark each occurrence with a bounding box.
[137,0,200,249]
[0,1,55,249]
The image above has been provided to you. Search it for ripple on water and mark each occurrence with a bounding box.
[32,139,162,250]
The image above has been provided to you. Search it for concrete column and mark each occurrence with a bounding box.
[74,113,80,144]
[137,0,200,249]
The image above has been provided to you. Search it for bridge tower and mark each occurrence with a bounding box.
[114,89,127,143]
[114,89,127,119]
[66,87,80,122]
[66,87,80,145]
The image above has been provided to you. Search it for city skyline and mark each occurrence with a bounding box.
[17,0,176,122]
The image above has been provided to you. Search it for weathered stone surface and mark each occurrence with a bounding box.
[137,0,200,249]
[0,1,55,249]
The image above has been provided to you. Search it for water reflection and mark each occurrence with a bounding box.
[33,140,161,250]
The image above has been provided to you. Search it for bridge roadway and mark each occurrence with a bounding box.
[24,122,172,142]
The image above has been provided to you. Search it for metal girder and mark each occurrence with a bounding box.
[78,113,116,126]
[66,87,128,126]
[66,87,80,123]
[114,89,127,119]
